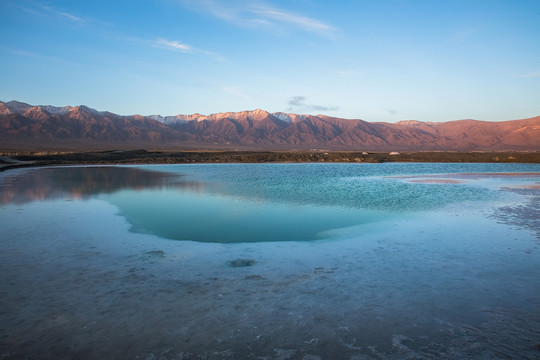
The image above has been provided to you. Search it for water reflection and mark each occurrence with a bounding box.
[0,166,391,243]
[2,164,531,243]
[0,166,200,205]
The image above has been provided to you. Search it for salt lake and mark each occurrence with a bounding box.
[1,163,539,359]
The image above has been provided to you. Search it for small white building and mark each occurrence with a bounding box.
[389,151,400,155]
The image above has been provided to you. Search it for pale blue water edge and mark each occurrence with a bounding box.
[1,163,540,359]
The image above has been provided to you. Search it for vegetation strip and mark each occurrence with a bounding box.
[1,150,539,172]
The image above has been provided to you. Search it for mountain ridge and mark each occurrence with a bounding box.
[1,100,539,151]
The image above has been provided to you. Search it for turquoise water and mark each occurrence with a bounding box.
[103,163,535,242]
[2,163,539,243]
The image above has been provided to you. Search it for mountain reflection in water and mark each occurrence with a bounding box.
[3,164,538,243]
[0,166,200,205]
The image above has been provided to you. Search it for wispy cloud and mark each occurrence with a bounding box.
[287,96,338,113]
[15,1,86,25]
[0,45,68,62]
[180,0,336,36]
[250,4,335,33]
[155,38,193,52]
[37,4,85,24]
[152,37,226,61]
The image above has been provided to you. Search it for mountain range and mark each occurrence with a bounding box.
[1,100,539,151]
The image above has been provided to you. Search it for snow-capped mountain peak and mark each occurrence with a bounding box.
[272,112,293,123]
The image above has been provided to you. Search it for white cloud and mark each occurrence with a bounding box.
[32,3,86,25]
[250,4,335,33]
[191,0,238,21]
[0,46,68,62]
[155,38,193,52]
[13,1,84,24]
[180,0,336,36]
[152,37,226,62]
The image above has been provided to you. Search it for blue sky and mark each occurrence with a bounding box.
[1,0,539,122]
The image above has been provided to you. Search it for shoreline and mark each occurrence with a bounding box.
[1,150,539,172]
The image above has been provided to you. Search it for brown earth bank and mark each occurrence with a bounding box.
[1,150,539,172]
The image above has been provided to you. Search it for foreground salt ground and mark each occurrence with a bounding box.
[1,167,540,359]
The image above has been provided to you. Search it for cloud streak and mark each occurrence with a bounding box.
[16,1,86,25]
[181,0,336,36]
[155,38,193,52]
[287,96,338,113]
[38,4,85,24]
[152,37,226,62]
[0,45,69,63]
[250,4,335,33]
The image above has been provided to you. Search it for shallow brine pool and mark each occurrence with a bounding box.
[1,163,539,359]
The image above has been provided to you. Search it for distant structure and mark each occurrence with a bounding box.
[389,152,400,155]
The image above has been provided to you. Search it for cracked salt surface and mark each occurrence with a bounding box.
[1,163,540,359]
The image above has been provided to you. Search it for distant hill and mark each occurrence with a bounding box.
[1,100,539,151]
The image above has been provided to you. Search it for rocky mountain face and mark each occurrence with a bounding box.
[0,101,188,143]
[1,100,539,151]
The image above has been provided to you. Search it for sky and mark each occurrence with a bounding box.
[1,0,539,123]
